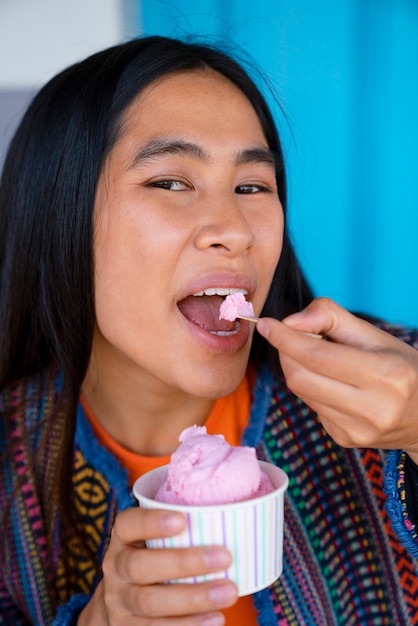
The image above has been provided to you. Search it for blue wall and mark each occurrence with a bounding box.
[138,0,418,326]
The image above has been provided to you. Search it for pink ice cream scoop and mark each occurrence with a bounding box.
[155,425,273,505]
[219,293,255,322]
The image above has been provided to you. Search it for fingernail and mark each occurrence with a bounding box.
[209,582,237,607]
[256,318,270,338]
[160,512,185,534]
[204,547,231,570]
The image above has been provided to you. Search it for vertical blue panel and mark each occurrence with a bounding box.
[136,0,418,326]
[348,0,418,324]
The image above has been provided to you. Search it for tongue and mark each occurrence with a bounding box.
[178,295,236,332]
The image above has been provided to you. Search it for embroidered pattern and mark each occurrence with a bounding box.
[2,319,418,624]
[56,450,114,602]
[259,377,418,624]
[398,452,418,540]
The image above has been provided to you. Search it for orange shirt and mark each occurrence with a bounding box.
[81,376,258,625]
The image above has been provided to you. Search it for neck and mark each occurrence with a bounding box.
[82,349,214,457]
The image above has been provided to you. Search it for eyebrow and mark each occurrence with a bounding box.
[129,137,277,170]
[235,147,277,169]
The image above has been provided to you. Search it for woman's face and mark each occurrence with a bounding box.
[92,69,284,399]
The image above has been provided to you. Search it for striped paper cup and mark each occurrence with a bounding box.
[132,461,288,596]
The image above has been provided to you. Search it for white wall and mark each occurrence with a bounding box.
[0,0,140,168]
[0,0,132,87]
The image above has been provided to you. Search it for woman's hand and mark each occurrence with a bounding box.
[257,297,418,463]
[77,507,237,625]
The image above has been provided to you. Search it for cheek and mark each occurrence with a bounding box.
[93,197,159,285]
[258,208,284,269]
[253,210,284,309]
[92,207,147,338]
[92,203,183,329]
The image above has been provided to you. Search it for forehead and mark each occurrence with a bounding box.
[118,69,267,145]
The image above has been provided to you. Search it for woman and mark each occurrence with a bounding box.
[0,35,417,625]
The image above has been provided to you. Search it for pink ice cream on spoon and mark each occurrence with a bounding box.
[155,425,273,505]
[219,292,255,322]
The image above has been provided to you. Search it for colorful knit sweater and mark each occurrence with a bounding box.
[1,324,418,625]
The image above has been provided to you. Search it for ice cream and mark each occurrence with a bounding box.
[219,292,255,322]
[155,425,273,505]
[133,439,288,595]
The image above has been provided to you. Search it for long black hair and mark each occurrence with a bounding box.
[0,35,312,605]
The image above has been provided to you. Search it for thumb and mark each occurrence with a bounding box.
[256,316,322,352]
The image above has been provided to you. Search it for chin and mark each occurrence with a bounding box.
[186,361,248,400]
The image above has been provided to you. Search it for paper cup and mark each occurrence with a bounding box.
[132,461,288,596]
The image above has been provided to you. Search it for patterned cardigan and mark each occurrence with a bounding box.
[1,323,418,625]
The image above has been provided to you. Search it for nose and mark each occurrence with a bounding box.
[194,193,255,255]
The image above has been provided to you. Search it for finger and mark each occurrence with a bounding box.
[279,332,418,405]
[131,613,227,626]
[281,344,406,415]
[283,297,408,351]
[98,615,226,626]
[262,314,417,395]
[299,394,389,448]
[263,319,387,388]
[84,582,228,626]
[315,402,404,449]
[122,579,237,618]
[280,353,409,447]
[313,396,411,449]
[114,545,232,585]
[111,507,186,545]
[313,411,365,448]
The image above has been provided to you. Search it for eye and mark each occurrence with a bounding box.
[235,183,271,194]
[147,179,191,191]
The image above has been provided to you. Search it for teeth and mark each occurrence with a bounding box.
[193,287,248,297]
[210,325,241,337]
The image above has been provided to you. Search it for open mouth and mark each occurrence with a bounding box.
[177,288,247,336]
